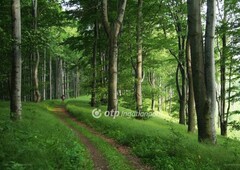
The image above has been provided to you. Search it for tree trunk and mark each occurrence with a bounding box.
[61,60,65,96]
[186,39,196,132]
[42,49,46,100]
[148,71,156,111]
[176,63,186,125]
[107,33,118,112]
[219,1,228,136]
[32,0,41,102]
[49,55,52,100]
[223,55,234,136]
[187,0,217,144]
[76,67,80,97]
[151,95,155,111]
[33,50,41,102]
[204,0,217,142]
[10,0,22,120]
[91,20,98,107]
[55,58,60,98]
[136,0,143,118]
[158,96,161,112]
[102,0,127,113]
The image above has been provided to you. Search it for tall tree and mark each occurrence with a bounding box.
[91,1,99,107]
[102,0,127,113]
[187,0,217,143]
[10,0,22,120]
[136,0,143,117]
[32,0,41,102]
[186,39,196,132]
[217,0,228,136]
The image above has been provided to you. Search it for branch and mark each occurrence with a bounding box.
[168,49,185,71]
[102,0,110,36]
[115,0,127,36]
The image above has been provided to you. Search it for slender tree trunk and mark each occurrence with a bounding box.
[219,1,227,136]
[55,58,64,98]
[204,0,217,142]
[108,33,118,112]
[49,55,52,100]
[61,60,65,96]
[55,59,59,98]
[176,63,186,125]
[148,71,156,111]
[33,50,41,102]
[102,0,127,113]
[158,96,161,112]
[10,0,22,120]
[169,88,173,114]
[136,0,143,118]
[187,0,217,144]
[224,55,233,136]
[32,0,41,102]
[42,49,46,100]
[186,40,196,132]
[179,37,187,125]
[76,67,80,97]
[220,35,227,136]
[151,95,155,111]
[91,20,98,107]
[67,70,70,98]
[30,54,33,101]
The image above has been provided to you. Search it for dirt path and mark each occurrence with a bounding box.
[53,106,151,170]
[53,107,109,170]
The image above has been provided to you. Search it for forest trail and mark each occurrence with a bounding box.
[53,106,109,170]
[52,105,151,170]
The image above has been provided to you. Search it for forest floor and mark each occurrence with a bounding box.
[52,105,151,170]
[1,98,240,169]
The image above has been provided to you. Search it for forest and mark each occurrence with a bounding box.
[0,0,240,169]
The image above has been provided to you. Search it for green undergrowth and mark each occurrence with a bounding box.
[0,101,93,170]
[65,96,240,170]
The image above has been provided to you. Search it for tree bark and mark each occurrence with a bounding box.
[75,67,80,97]
[186,39,196,132]
[219,1,227,136]
[61,60,65,96]
[49,55,52,100]
[32,0,41,102]
[91,20,98,107]
[136,0,143,118]
[102,0,127,113]
[187,0,217,144]
[148,71,156,111]
[33,50,41,102]
[158,96,161,112]
[204,0,217,142]
[42,48,46,100]
[10,0,22,120]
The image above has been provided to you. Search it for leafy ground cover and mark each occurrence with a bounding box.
[0,101,93,170]
[65,96,240,170]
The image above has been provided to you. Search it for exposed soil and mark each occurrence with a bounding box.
[53,106,152,170]
[53,107,109,170]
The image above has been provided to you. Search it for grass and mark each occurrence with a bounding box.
[0,101,93,170]
[65,96,240,170]
[47,100,133,170]
[43,99,134,170]
[65,119,134,170]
